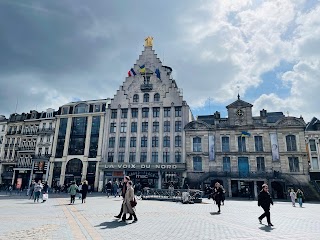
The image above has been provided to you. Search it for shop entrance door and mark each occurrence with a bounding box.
[238,157,249,177]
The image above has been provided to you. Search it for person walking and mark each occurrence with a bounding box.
[296,189,304,207]
[42,181,49,203]
[81,180,89,204]
[29,180,35,200]
[213,182,224,213]
[113,181,118,197]
[68,181,78,205]
[33,180,43,203]
[78,182,83,200]
[289,189,296,207]
[258,184,274,226]
[121,181,138,222]
[114,176,133,219]
[106,180,112,197]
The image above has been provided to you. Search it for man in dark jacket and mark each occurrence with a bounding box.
[258,184,274,226]
[114,176,133,220]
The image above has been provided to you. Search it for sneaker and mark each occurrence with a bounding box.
[114,215,121,219]
[258,218,262,224]
[268,223,274,227]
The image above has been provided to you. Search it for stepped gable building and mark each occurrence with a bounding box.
[48,99,110,190]
[184,95,309,200]
[305,117,320,184]
[100,37,193,191]
[0,109,57,189]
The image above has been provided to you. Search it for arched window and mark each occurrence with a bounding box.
[143,93,149,102]
[193,137,201,152]
[74,103,88,114]
[154,93,160,102]
[286,135,297,151]
[133,94,139,103]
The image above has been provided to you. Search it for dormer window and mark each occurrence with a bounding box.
[133,94,139,103]
[74,103,88,114]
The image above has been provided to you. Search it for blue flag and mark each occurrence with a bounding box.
[155,68,161,79]
[241,131,251,137]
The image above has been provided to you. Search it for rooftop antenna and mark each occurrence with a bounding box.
[286,111,290,117]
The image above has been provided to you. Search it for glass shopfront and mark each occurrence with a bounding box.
[127,171,159,189]
[161,171,183,189]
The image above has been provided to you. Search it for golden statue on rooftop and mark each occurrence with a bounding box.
[145,36,153,47]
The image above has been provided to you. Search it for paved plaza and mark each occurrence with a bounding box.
[0,193,319,240]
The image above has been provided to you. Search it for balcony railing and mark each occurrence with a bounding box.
[31,154,52,160]
[18,146,36,151]
[140,84,153,91]
[37,128,55,134]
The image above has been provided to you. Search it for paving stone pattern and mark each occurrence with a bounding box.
[0,194,319,240]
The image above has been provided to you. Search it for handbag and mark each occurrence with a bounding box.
[43,193,48,200]
[130,197,137,207]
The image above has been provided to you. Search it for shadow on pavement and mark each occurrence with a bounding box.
[95,220,127,229]
[209,212,221,215]
[259,225,274,232]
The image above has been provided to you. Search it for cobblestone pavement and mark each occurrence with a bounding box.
[0,193,319,240]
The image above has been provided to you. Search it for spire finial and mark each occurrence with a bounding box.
[237,85,240,100]
[144,36,153,47]
[237,93,240,100]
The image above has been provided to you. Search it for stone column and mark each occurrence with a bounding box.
[63,117,72,157]
[97,115,105,159]
[94,162,100,190]
[81,159,88,182]
[254,181,258,200]
[11,170,16,185]
[51,118,60,157]
[45,161,50,182]
[228,178,232,197]
[98,170,104,192]
[158,170,161,189]
[84,116,92,157]
[47,161,54,186]
[59,157,67,185]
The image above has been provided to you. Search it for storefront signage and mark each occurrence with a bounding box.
[104,163,186,170]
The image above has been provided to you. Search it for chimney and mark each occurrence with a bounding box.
[260,109,267,118]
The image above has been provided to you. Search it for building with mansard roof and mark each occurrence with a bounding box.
[184,95,313,200]
[99,38,193,191]
[305,117,320,190]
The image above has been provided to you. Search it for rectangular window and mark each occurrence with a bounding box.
[118,152,125,162]
[289,157,299,172]
[111,109,117,119]
[109,137,115,148]
[238,136,246,152]
[193,157,202,171]
[141,136,148,147]
[120,122,127,133]
[256,157,265,172]
[108,152,114,162]
[164,107,171,117]
[45,147,49,155]
[286,135,297,151]
[131,108,138,118]
[311,157,319,170]
[142,122,148,132]
[68,117,87,155]
[119,137,126,148]
[129,152,136,163]
[153,122,159,132]
[140,152,147,163]
[255,136,264,152]
[163,136,170,147]
[110,123,116,133]
[55,118,68,158]
[193,137,202,152]
[310,140,317,151]
[163,152,170,163]
[152,136,158,147]
[175,152,181,163]
[153,107,160,118]
[142,108,149,118]
[223,157,231,172]
[175,136,181,147]
[175,121,181,132]
[152,152,158,163]
[94,104,101,112]
[130,137,136,147]
[131,122,137,133]
[221,136,230,152]
[164,121,170,132]
[121,109,128,118]
[175,107,182,117]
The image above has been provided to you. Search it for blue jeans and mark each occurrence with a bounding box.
[297,198,303,207]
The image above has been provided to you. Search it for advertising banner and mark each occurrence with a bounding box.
[270,133,280,161]
[209,135,215,161]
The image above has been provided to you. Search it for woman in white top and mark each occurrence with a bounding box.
[289,189,296,207]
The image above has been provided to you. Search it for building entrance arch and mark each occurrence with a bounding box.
[271,181,285,199]
[65,158,83,185]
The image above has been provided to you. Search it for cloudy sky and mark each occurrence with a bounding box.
[0,0,319,122]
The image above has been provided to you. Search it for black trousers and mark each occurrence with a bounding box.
[119,204,133,218]
[70,195,76,203]
[259,207,271,224]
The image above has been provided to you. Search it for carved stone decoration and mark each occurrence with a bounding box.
[276,117,306,127]
[184,120,211,130]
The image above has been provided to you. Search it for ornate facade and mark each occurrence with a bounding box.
[99,40,193,191]
[185,96,310,199]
